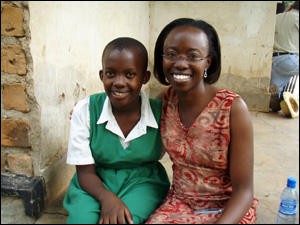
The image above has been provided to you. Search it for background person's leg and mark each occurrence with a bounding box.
[271,54,299,100]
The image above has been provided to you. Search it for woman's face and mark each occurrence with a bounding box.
[163,26,211,92]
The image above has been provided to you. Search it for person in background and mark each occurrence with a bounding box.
[63,37,170,224]
[276,1,286,14]
[145,18,258,224]
[269,1,299,112]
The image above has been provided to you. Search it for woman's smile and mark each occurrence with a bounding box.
[172,74,192,82]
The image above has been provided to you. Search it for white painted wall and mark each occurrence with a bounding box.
[29,1,150,201]
[149,1,276,94]
[28,1,278,203]
[29,1,150,169]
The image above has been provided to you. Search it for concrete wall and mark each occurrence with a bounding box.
[149,1,276,111]
[28,1,150,203]
[28,0,276,204]
[2,1,279,222]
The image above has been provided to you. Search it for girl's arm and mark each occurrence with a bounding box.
[215,97,254,224]
[76,165,133,224]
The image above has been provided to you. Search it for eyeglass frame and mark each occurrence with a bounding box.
[162,53,210,65]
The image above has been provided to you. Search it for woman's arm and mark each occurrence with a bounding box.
[215,97,254,224]
[284,5,292,12]
[76,165,133,224]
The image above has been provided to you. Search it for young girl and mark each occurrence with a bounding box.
[146,18,259,224]
[63,37,170,224]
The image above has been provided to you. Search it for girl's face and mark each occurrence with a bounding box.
[100,48,149,111]
[163,26,211,92]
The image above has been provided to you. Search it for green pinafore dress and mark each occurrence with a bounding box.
[63,93,170,224]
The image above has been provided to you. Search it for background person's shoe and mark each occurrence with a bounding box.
[280,92,299,118]
[269,84,281,112]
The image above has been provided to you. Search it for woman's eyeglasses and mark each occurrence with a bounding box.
[162,52,209,65]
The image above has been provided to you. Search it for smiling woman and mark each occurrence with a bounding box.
[146,18,258,224]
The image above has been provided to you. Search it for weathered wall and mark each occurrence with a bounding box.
[149,1,276,111]
[1,1,43,222]
[1,1,151,214]
[28,1,150,203]
[1,2,35,176]
[2,1,279,222]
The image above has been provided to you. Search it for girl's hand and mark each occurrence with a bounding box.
[98,191,133,224]
[76,165,133,224]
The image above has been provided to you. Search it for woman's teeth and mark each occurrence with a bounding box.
[173,74,191,80]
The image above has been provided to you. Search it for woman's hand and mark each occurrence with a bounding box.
[284,5,292,12]
[69,103,77,120]
[99,190,133,224]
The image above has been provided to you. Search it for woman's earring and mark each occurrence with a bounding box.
[204,69,208,78]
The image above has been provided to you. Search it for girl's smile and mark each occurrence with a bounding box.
[111,91,130,99]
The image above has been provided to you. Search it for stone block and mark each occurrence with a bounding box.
[1,152,5,171]
[2,83,29,112]
[1,45,27,75]
[1,119,31,147]
[1,174,46,219]
[7,154,33,176]
[1,6,24,36]
[238,91,271,112]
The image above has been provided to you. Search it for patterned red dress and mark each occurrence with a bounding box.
[146,86,258,224]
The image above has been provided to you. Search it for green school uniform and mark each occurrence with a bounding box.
[63,93,170,224]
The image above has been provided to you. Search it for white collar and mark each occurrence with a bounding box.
[96,90,158,142]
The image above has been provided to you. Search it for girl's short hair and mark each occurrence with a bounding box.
[102,37,148,72]
[154,18,221,85]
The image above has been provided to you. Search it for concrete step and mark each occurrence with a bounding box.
[35,190,68,224]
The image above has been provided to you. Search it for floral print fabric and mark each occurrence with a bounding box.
[146,86,258,224]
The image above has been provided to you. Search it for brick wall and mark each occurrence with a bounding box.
[1,1,35,177]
